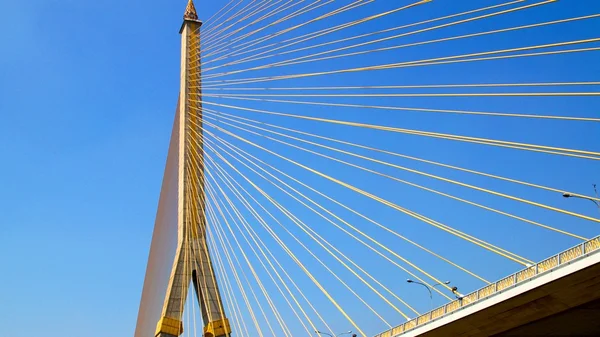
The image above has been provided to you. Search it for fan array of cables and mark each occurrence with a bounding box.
[179,0,600,336]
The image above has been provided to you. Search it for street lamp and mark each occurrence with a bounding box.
[563,184,600,215]
[406,279,450,310]
[451,286,464,300]
[315,330,354,337]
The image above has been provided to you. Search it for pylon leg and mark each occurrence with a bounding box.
[192,237,231,337]
[155,240,192,337]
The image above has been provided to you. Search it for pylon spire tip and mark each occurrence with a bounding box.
[184,0,198,21]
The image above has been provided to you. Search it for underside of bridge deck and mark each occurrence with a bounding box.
[407,255,600,337]
[493,297,600,336]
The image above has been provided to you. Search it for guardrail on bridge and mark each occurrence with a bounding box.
[374,235,600,337]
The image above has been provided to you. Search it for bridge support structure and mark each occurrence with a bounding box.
[154,1,231,337]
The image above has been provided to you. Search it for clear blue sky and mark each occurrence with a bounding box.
[1,1,599,336]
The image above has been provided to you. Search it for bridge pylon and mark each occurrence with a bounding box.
[153,1,231,337]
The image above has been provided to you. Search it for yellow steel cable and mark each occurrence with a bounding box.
[205,0,463,70]
[207,180,316,336]
[202,0,247,35]
[184,149,231,332]
[188,131,286,334]
[190,229,196,337]
[206,203,252,336]
[207,160,388,334]
[208,136,531,272]
[203,0,275,43]
[217,191,337,335]
[207,179,298,337]
[202,119,538,265]
[205,142,524,322]
[203,0,335,58]
[207,148,402,322]
[206,206,251,337]
[194,114,531,267]
[184,175,205,334]
[203,0,431,75]
[205,183,247,337]
[205,115,587,249]
[179,181,191,335]
[206,219,243,337]
[182,185,193,337]
[205,164,265,335]
[185,163,220,324]
[207,130,493,283]
[200,100,600,162]
[207,160,336,336]
[207,161,336,333]
[203,0,366,58]
[185,139,214,317]
[207,174,332,335]
[207,148,414,320]
[199,119,533,268]
[188,175,202,337]
[206,115,600,229]
[207,176,337,336]
[202,0,261,39]
[204,0,303,49]
[383,45,600,71]
[206,92,600,97]
[204,0,373,60]
[203,0,328,57]
[201,81,600,91]
[199,94,600,123]
[201,0,552,78]
[256,13,600,73]
[206,201,265,337]
[187,176,214,336]
[209,196,275,337]
[203,0,525,69]
[201,37,600,85]
[201,118,495,285]
[188,172,208,327]
[207,137,471,314]
[205,135,452,309]
[206,0,303,49]
[206,159,357,334]
[202,0,239,30]
[186,219,192,337]
[201,113,547,257]
[185,171,211,326]
[185,173,198,321]
[210,168,345,334]
[198,119,534,266]
[184,176,200,321]
[206,183,293,337]
[204,0,572,79]
[191,260,196,337]
[203,149,367,335]
[207,224,245,337]
[203,0,286,47]
[201,46,600,88]
[208,109,599,204]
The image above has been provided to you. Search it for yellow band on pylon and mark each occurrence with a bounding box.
[203,318,231,337]
[155,316,184,336]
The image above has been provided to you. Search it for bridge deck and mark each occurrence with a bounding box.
[376,236,600,337]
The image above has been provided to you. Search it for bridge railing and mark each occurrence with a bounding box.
[374,235,600,337]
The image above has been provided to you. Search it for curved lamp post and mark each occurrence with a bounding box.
[316,330,354,337]
[563,184,600,216]
[406,279,451,310]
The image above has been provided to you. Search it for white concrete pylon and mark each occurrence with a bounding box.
[155,2,231,337]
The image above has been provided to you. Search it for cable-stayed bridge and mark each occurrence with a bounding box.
[134,1,600,336]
